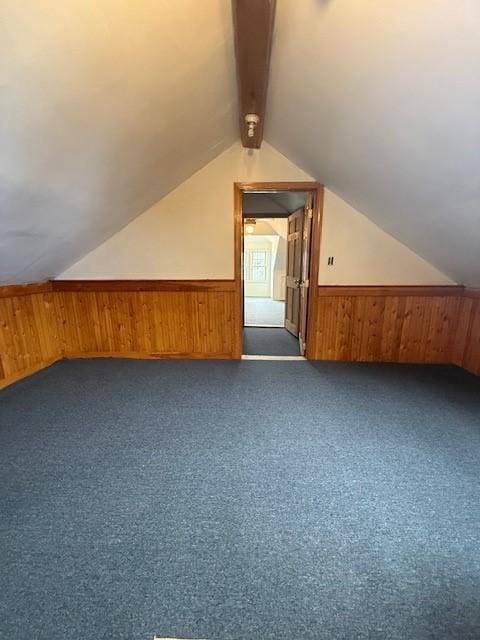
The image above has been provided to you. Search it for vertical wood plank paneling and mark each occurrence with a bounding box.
[55,289,236,358]
[30,292,59,362]
[462,298,480,375]
[428,296,460,363]
[452,296,473,366]
[351,296,366,360]
[310,288,464,366]
[314,296,338,359]
[2,281,478,388]
[0,289,61,387]
[334,296,354,360]
[381,296,405,361]
[361,296,386,361]
[399,297,427,362]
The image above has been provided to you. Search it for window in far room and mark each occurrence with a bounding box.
[246,249,268,282]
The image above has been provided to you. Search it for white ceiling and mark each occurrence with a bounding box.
[266,0,480,286]
[2,1,479,286]
[0,0,237,283]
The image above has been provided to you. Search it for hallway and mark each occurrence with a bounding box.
[243,327,300,356]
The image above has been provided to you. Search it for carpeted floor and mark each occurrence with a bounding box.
[243,327,300,355]
[1,359,480,640]
[244,297,285,327]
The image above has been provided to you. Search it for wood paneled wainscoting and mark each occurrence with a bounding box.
[309,286,466,365]
[0,280,239,388]
[452,289,480,376]
[52,280,239,360]
[0,283,61,388]
[1,281,479,389]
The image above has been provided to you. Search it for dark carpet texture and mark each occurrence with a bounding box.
[243,327,300,355]
[1,359,480,640]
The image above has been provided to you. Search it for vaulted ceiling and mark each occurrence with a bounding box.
[266,0,480,286]
[2,1,479,285]
[1,0,237,282]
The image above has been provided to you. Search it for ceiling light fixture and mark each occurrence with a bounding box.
[245,113,260,138]
[244,218,256,234]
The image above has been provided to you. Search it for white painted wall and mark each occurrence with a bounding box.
[319,190,455,285]
[270,218,288,300]
[60,142,310,279]
[61,142,455,285]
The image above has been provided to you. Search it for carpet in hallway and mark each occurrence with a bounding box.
[243,327,300,356]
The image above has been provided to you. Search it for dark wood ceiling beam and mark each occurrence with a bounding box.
[232,0,276,148]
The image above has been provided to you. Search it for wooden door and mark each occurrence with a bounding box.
[298,194,314,355]
[285,208,304,337]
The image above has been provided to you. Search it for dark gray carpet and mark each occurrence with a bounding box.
[243,327,300,355]
[1,359,480,640]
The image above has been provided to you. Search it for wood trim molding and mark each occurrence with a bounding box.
[2,280,469,298]
[234,181,324,360]
[0,282,53,298]
[233,184,243,359]
[453,292,480,375]
[305,187,324,359]
[64,352,233,361]
[51,279,236,292]
[243,212,291,219]
[238,181,323,192]
[465,288,480,299]
[317,285,464,297]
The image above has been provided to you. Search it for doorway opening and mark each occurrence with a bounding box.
[234,182,323,359]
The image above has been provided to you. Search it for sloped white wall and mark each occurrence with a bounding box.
[319,190,454,285]
[60,142,310,280]
[1,0,237,284]
[60,142,454,285]
[267,0,480,286]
